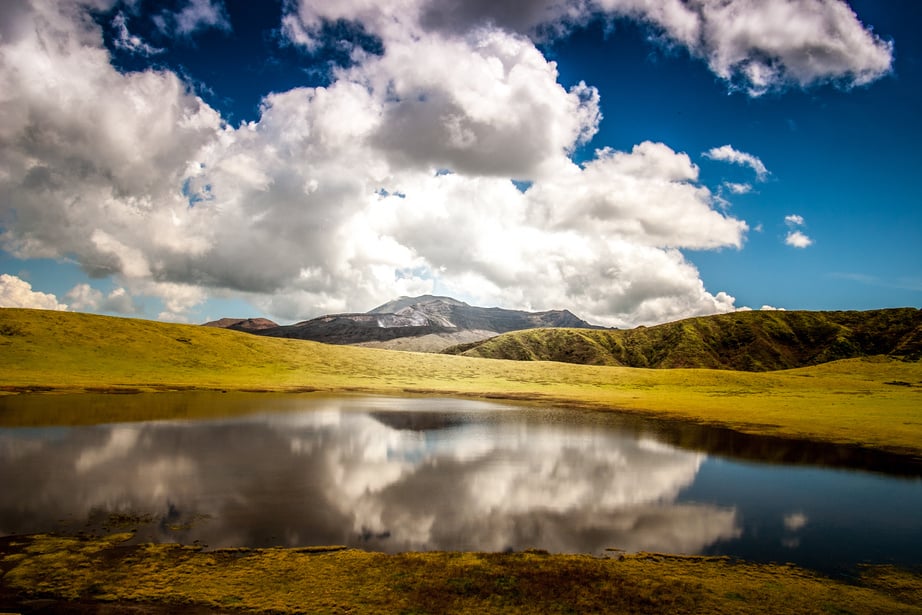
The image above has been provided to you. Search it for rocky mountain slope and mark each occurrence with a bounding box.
[203,317,279,332]
[212,295,601,351]
[443,308,922,371]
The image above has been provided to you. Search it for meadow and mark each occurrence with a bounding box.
[1,307,921,456]
[1,533,919,614]
[2,307,922,613]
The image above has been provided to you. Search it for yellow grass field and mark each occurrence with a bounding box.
[2,307,921,456]
[1,533,920,615]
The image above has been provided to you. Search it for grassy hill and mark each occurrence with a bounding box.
[444,308,922,370]
[1,307,921,456]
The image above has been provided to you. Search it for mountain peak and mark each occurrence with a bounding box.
[368,295,469,314]
[205,296,599,352]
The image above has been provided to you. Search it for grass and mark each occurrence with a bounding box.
[1,533,920,614]
[2,308,922,613]
[1,307,921,456]
[446,307,922,370]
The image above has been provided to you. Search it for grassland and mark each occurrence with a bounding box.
[445,307,922,370]
[2,307,921,456]
[2,307,922,613]
[1,533,920,614]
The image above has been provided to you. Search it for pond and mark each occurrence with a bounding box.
[0,393,920,577]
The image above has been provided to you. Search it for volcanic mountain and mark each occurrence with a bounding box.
[218,295,601,352]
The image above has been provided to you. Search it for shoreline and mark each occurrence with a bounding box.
[3,382,922,462]
[1,532,920,614]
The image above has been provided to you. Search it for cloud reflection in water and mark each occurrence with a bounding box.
[0,397,740,554]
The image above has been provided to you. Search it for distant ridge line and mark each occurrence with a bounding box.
[442,307,922,371]
[204,295,602,351]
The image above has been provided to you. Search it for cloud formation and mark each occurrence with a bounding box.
[157,0,231,37]
[704,145,769,181]
[784,214,813,248]
[111,11,163,56]
[595,0,893,95]
[287,0,893,95]
[0,274,67,310]
[0,0,887,324]
[65,283,138,314]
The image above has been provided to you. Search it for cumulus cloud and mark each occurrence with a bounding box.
[785,231,813,248]
[0,274,67,310]
[287,0,893,95]
[1,0,882,326]
[65,283,138,314]
[784,214,813,248]
[704,145,769,180]
[0,0,751,327]
[594,0,893,95]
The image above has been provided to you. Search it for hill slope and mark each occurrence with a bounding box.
[251,295,600,350]
[444,308,922,371]
[2,307,921,456]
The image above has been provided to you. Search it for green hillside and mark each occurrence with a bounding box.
[444,308,922,370]
[1,307,921,456]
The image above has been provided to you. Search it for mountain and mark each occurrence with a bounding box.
[443,308,922,371]
[248,295,602,351]
[203,317,279,332]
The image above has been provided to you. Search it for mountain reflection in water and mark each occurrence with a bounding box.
[0,395,920,574]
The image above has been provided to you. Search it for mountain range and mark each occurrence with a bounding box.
[205,298,922,371]
[443,307,922,371]
[204,295,601,352]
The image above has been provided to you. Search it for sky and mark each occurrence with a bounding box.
[0,0,919,327]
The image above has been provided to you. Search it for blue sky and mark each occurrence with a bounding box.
[0,0,919,326]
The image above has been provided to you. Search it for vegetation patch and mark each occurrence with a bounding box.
[0,534,919,614]
[445,308,922,370]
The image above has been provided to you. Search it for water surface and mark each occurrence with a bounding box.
[0,393,919,576]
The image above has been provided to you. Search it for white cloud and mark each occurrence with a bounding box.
[723,182,752,195]
[64,284,103,311]
[3,0,878,326]
[594,0,893,95]
[784,214,813,248]
[352,28,601,179]
[165,0,231,37]
[704,145,769,180]
[785,230,813,248]
[65,283,138,314]
[111,11,163,56]
[284,0,893,97]
[0,274,67,310]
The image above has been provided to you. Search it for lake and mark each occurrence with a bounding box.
[1,393,920,577]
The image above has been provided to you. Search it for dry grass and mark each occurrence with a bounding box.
[1,307,921,456]
[1,533,920,614]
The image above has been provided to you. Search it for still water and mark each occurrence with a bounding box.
[1,394,920,575]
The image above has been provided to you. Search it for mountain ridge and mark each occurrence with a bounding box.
[206,295,602,351]
[443,307,922,371]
